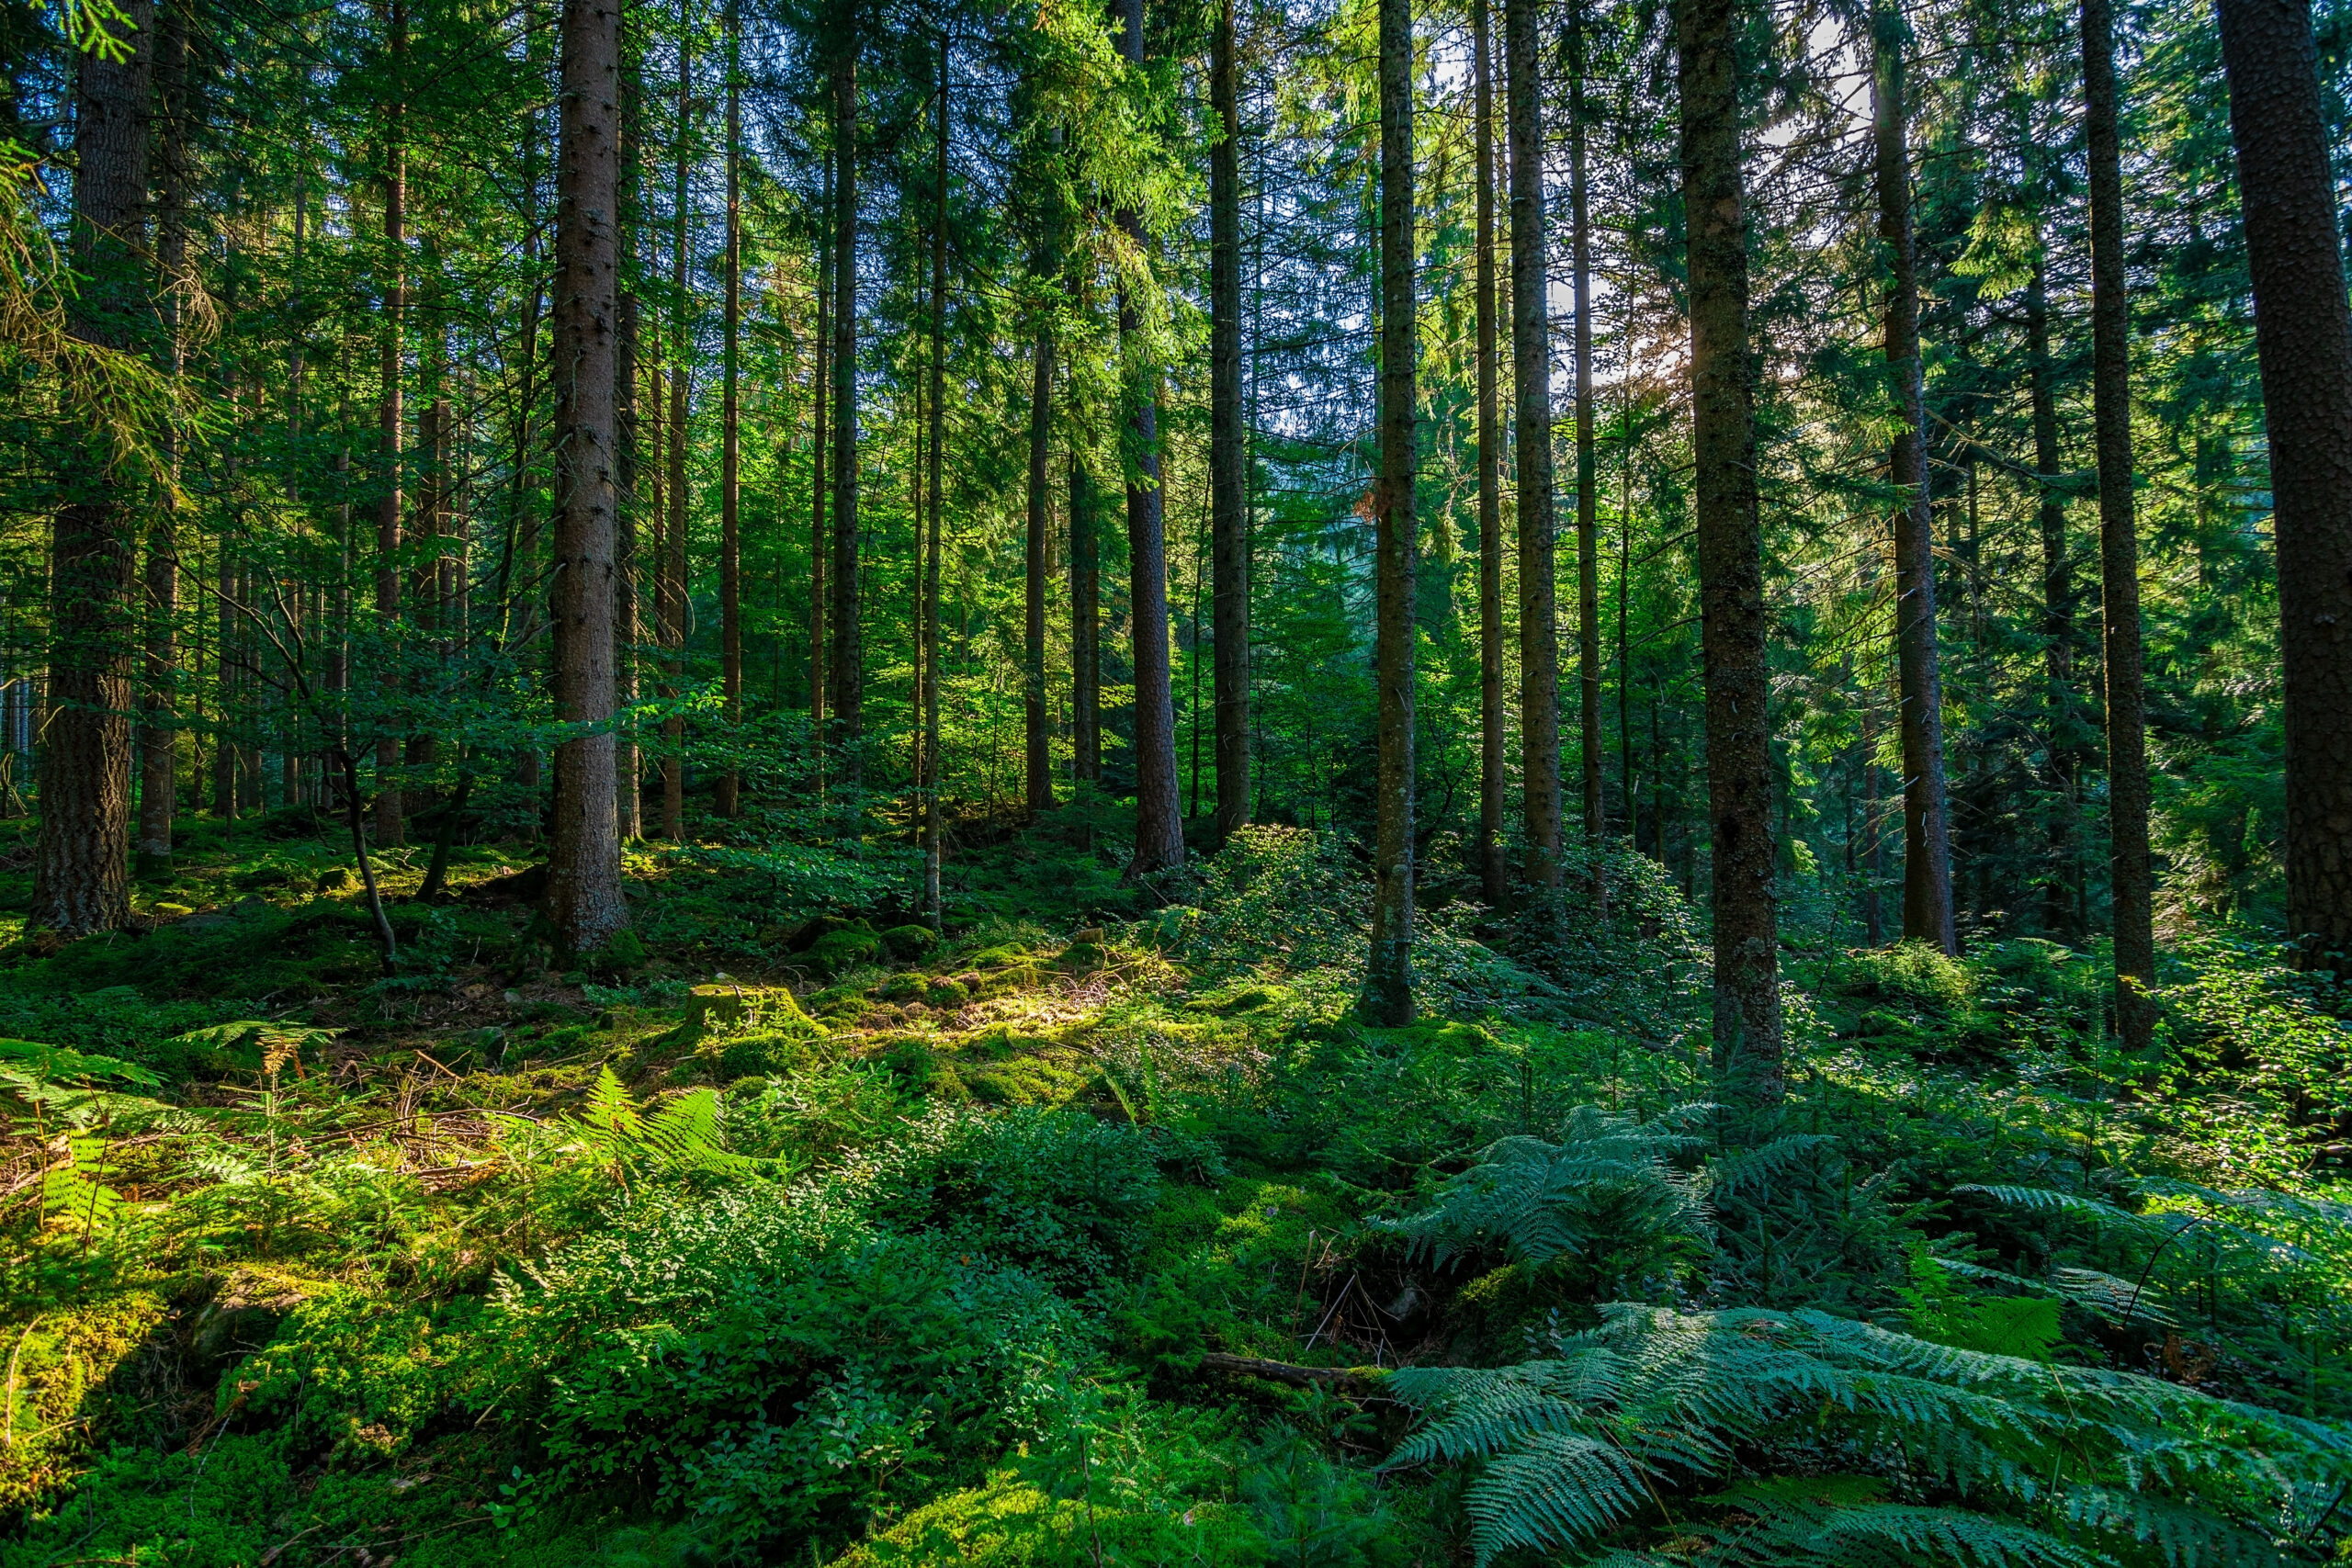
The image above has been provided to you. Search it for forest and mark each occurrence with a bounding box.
[3,0,2351,1556]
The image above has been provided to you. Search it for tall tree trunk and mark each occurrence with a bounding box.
[662,13,690,840]
[1569,0,1602,863]
[1114,0,1183,875]
[1071,453,1100,784]
[547,0,628,953]
[829,25,863,792]
[922,36,947,926]
[810,151,830,741]
[2218,0,2352,969]
[2084,0,2156,1037]
[1024,334,1054,818]
[1871,2,1956,955]
[1506,0,1559,893]
[1474,0,1505,907]
[1210,0,1250,847]
[374,0,407,849]
[615,51,641,841]
[1676,0,1782,1107]
[716,0,742,818]
[138,0,188,877]
[32,0,153,935]
[1365,0,1417,1023]
[2027,249,2080,937]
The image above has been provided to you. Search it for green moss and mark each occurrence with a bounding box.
[835,1472,1265,1567]
[808,927,882,975]
[714,1030,828,1081]
[882,923,938,958]
[0,1291,169,1514]
[925,976,971,1009]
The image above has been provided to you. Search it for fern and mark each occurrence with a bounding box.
[1386,1302,2351,1565]
[565,1065,763,1181]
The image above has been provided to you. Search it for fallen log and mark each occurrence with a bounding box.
[1195,1352,1389,1394]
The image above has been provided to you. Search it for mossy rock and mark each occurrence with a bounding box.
[1057,942,1107,973]
[808,927,883,975]
[967,944,1034,968]
[582,927,650,976]
[960,1052,1095,1108]
[716,1029,827,1081]
[1188,983,1290,1016]
[882,923,939,958]
[925,977,971,1009]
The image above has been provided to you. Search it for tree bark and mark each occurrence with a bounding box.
[2216,0,2352,969]
[1569,0,1602,863]
[1025,334,1055,818]
[545,0,628,953]
[1210,0,1250,848]
[1072,453,1100,784]
[829,26,863,792]
[2084,0,2155,1038]
[1506,0,1559,893]
[1115,0,1183,876]
[1364,0,1417,1024]
[716,0,742,819]
[1871,3,1956,956]
[810,151,830,739]
[32,0,153,935]
[615,56,641,841]
[374,0,407,850]
[2027,249,2081,937]
[660,10,690,840]
[1475,0,1505,908]
[1675,0,1782,1106]
[138,0,188,878]
[922,37,947,927]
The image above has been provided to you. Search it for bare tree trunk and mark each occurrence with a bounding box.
[1071,454,1100,784]
[1569,0,1602,867]
[137,0,188,877]
[32,0,153,935]
[662,12,690,840]
[1210,0,1250,848]
[829,24,863,793]
[810,152,830,749]
[716,0,742,818]
[1364,0,1417,1023]
[1506,0,1559,893]
[2027,250,2081,937]
[1676,0,1782,1107]
[545,0,628,953]
[1474,0,1505,908]
[373,0,408,849]
[1871,3,1956,955]
[922,36,947,926]
[1025,334,1054,818]
[1114,0,1183,877]
[2084,0,2154,1041]
[615,55,641,841]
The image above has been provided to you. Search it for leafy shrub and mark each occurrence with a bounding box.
[236,1288,483,1459]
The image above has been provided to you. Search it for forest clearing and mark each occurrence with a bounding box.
[3,0,2352,1559]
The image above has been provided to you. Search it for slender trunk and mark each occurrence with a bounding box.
[1365,0,1417,1022]
[615,57,641,841]
[545,0,628,951]
[717,0,742,818]
[1025,335,1054,818]
[1871,4,1955,955]
[1570,0,1602,863]
[1474,0,1505,906]
[810,156,831,740]
[923,37,947,926]
[1071,454,1100,784]
[1506,0,1559,892]
[829,26,863,791]
[1617,365,1635,853]
[2081,0,2154,1033]
[137,0,188,876]
[213,456,237,820]
[1114,0,1182,876]
[374,1,408,849]
[662,15,689,840]
[1210,0,1250,847]
[2028,249,2079,937]
[32,0,153,934]
[1676,0,1782,1107]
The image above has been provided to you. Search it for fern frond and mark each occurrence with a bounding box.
[2060,1484,2282,1568]
[1705,1133,1834,1195]
[1461,1430,1650,1561]
[1953,1185,2151,1228]
[1811,1504,2106,1568]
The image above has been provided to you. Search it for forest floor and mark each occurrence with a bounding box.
[1,806,2348,1566]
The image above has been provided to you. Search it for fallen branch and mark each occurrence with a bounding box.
[1195,1352,1390,1394]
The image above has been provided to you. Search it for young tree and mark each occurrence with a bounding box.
[2026,243,2081,935]
[716,0,743,818]
[1676,0,1781,1105]
[1071,453,1100,784]
[1569,0,1602,862]
[1870,0,1955,955]
[545,0,629,953]
[1210,0,1249,847]
[1474,0,1504,908]
[373,0,408,850]
[828,14,862,789]
[31,0,153,935]
[1505,0,1559,895]
[1024,331,1054,818]
[1364,0,1416,1023]
[2216,0,2352,970]
[922,34,947,927]
[2083,0,2154,1043]
[137,0,189,878]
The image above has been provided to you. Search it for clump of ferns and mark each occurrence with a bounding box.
[1382,1104,1836,1312]
[1385,1302,2352,1566]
